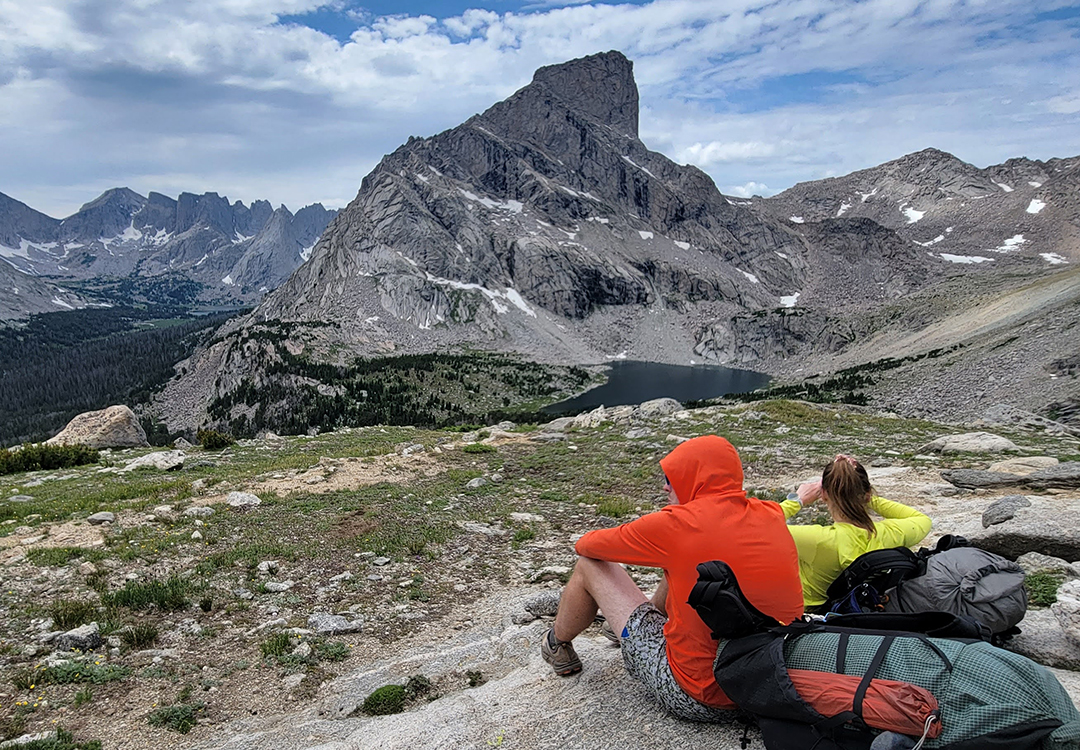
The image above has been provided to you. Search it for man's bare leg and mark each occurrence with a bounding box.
[552,557,648,643]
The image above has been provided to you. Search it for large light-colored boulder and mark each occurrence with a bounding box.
[1008,609,1080,671]
[972,495,1080,561]
[635,398,682,419]
[1053,580,1080,649]
[921,431,1019,454]
[1017,552,1080,579]
[46,405,148,449]
[571,406,608,429]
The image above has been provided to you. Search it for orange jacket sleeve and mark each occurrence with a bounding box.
[574,508,675,568]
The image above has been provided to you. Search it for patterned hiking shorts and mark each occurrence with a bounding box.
[620,602,734,723]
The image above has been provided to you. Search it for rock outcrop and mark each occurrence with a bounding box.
[46,405,148,449]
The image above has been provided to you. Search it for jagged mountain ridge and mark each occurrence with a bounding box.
[756,148,1080,269]
[158,51,947,432]
[0,188,337,317]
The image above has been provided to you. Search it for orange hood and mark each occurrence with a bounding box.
[659,435,745,505]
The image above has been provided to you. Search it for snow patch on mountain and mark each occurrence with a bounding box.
[902,205,925,223]
[940,254,993,264]
[988,234,1026,253]
[1027,199,1046,214]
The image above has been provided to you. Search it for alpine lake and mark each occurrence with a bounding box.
[542,360,770,415]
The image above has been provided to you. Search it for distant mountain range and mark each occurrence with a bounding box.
[755,147,1078,269]
[0,188,337,318]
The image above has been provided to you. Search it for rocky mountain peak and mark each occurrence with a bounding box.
[529,50,639,138]
[74,187,146,215]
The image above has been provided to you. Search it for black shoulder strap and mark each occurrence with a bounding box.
[823,610,992,642]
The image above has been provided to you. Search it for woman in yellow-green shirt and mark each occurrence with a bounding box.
[779,454,932,610]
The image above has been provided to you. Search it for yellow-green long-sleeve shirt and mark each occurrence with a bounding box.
[780,496,932,608]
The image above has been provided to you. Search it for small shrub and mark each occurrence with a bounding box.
[37,661,131,685]
[0,443,99,475]
[1027,572,1066,606]
[595,495,636,518]
[260,632,292,658]
[315,641,349,662]
[466,670,485,688]
[73,686,93,707]
[199,596,213,613]
[361,684,407,715]
[27,548,94,567]
[101,576,189,611]
[538,489,569,503]
[196,429,235,451]
[13,667,36,690]
[120,623,159,649]
[463,443,496,454]
[50,600,97,630]
[512,527,535,544]
[404,674,432,699]
[147,703,201,734]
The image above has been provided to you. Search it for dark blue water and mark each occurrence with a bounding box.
[542,360,770,414]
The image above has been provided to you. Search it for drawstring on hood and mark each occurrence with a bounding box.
[659,435,746,505]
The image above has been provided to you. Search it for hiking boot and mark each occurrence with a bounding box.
[600,619,621,646]
[541,628,582,675]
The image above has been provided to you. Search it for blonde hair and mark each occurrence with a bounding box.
[822,454,875,536]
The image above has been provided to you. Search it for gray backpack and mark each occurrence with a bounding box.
[885,546,1028,635]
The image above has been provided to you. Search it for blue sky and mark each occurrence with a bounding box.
[1,0,1079,218]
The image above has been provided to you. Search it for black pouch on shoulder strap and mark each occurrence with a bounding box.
[688,560,777,640]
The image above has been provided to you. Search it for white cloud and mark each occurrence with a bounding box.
[1,0,1078,217]
[727,182,772,198]
[678,141,778,166]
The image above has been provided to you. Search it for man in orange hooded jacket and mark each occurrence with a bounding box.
[541,434,804,720]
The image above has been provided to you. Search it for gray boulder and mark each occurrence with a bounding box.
[54,622,102,652]
[972,496,1080,561]
[982,495,1033,527]
[227,492,261,508]
[120,450,185,473]
[1052,579,1080,649]
[1007,609,1080,671]
[572,406,609,429]
[635,398,682,419]
[944,463,1080,490]
[988,456,1060,475]
[308,612,364,635]
[46,405,148,449]
[1016,552,1079,579]
[921,431,1019,454]
[86,512,115,525]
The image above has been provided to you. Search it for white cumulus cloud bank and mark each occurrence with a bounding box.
[1,0,1079,217]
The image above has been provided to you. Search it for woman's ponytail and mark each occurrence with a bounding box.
[822,454,875,536]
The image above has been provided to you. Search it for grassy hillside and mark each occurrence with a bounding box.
[0,399,1075,746]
